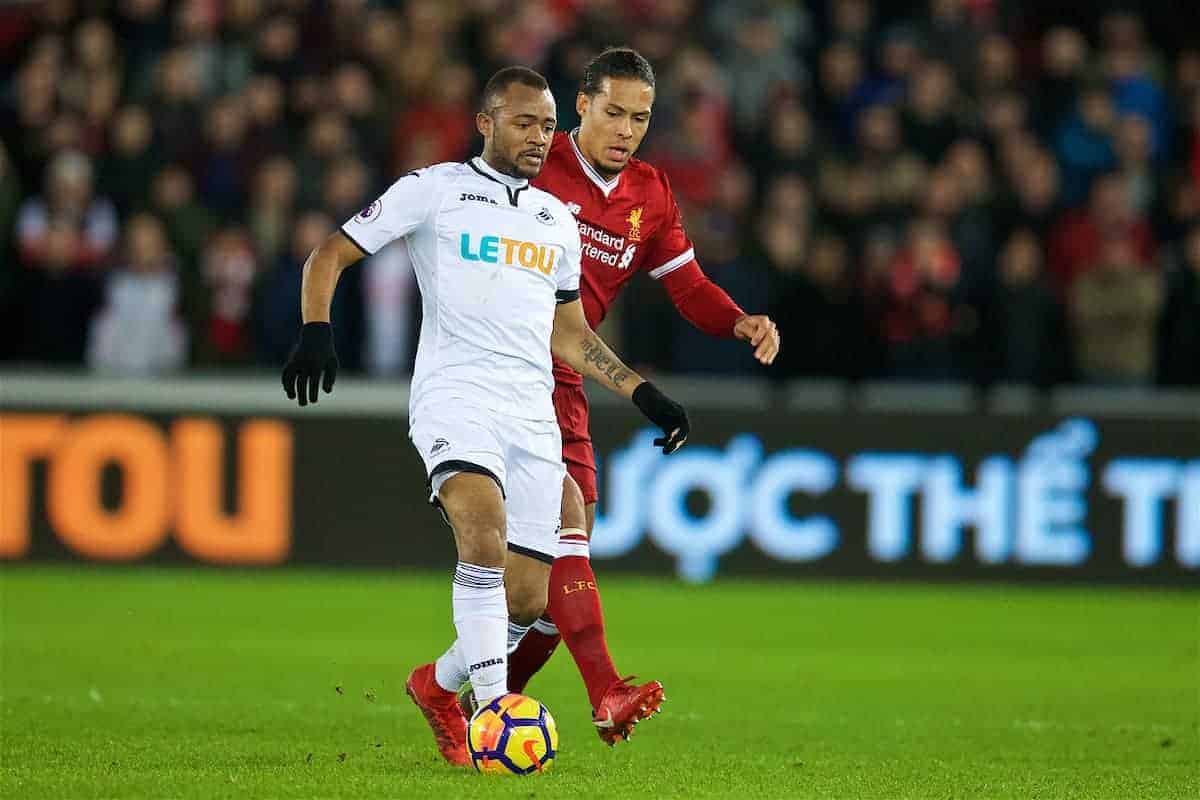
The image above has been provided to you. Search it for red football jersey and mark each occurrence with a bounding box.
[534,130,696,385]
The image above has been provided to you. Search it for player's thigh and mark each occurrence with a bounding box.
[411,403,508,564]
[560,472,589,533]
[437,473,507,566]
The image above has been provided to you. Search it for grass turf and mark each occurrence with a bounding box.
[0,567,1196,799]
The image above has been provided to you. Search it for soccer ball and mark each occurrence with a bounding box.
[466,694,558,775]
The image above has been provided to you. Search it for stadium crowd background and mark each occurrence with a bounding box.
[1,0,1198,387]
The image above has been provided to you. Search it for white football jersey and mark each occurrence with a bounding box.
[341,157,582,422]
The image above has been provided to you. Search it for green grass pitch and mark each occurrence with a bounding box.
[1,567,1196,799]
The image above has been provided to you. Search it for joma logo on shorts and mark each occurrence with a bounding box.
[468,657,503,673]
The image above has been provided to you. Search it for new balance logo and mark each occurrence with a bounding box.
[593,710,615,729]
[430,438,450,456]
[566,202,582,216]
[468,658,503,673]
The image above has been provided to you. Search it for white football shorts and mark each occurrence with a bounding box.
[410,402,564,563]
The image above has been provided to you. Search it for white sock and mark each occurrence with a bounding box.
[436,620,530,692]
[434,641,467,692]
[450,561,508,704]
[507,618,532,654]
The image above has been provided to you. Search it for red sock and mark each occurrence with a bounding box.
[547,532,619,710]
[507,617,560,694]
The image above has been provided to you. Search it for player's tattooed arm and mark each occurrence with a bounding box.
[552,299,644,399]
[580,334,634,390]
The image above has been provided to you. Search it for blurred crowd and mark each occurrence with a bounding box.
[2,0,1199,387]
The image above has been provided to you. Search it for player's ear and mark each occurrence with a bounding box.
[476,111,492,139]
[576,92,588,118]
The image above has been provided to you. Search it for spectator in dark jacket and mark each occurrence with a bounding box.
[1053,85,1117,207]
[97,105,161,216]
[983,229,1070,386]
[14,217,104,363]
[769,231,869,380]
[255,211,364,371]
[902,60,961,164]
[872,218,970,379]
[1157,226,1200,386]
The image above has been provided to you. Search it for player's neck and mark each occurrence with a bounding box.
[571,129,622,183]
[474,152,528,187]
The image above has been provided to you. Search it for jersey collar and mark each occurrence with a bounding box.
[569,128,621,198]
[469,156,528,189]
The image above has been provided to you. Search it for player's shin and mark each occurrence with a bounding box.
[546,529,620,709]
[508,615,561,693]
[451,561,509,704]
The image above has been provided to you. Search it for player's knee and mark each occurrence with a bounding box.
[506,580,547,625]
[438,473,507,567]
[446,506,506,566]
[455,524,506,567]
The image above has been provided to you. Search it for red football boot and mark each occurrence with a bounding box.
[405,663,470,766]
[592,677,664,745]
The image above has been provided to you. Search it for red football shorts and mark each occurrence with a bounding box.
[552,381,598,505]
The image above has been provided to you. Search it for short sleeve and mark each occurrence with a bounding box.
[555,215,582,302]
[642,174,696,281]
[340,169,438,256]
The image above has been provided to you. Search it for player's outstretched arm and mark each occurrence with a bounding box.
[551,298,689,454]
[281,231,365,407]
[551,298,639,398]
[658,264,780,364]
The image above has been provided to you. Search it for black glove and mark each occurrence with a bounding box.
[282,322,338,407]
[632,381,689,454]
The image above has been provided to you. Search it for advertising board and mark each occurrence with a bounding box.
[2,404,1194,584]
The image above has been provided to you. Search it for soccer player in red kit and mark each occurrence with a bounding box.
[507,48,781,743]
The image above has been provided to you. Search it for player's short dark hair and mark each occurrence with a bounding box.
[480,66,549,113]
[581,47,655,96]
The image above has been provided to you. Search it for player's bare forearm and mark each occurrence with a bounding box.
[552,300,644,399]
[301,231,365,323]
[576,330,641,397]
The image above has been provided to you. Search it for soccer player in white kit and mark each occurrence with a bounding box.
[281,67,690,766]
